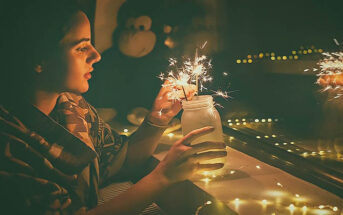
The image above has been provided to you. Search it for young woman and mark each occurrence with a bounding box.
[0,1,226,214]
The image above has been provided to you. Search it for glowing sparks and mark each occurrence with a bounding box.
[277,182,283,187]
[157,109,163,117]
[158,45,229,102]
[212,90,230,99]
[333,38,340,46]
[314,51,343,99]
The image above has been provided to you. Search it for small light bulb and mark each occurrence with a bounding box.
[202,178,211,183]
[289,204,295,211]
[123,128,129,133]
[256,165,261,169]
[302,206,307,212]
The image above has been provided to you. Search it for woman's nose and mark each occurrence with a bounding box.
[88,45,101,64]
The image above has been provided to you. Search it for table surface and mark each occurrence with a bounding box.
[153,132,343,215]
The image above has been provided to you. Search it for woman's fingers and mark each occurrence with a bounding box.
[189,151,227,163]
[183,141,226,157]
[196,163,224,172]
[179,126,215,146]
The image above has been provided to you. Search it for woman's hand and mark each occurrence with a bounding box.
[151,127,227,185]
[147,82,196,126]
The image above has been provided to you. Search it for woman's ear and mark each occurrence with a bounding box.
[34,64,43,74]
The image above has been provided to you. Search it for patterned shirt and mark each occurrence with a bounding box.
[0,92,128,214]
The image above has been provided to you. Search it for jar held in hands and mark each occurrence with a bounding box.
[181,95,227,177]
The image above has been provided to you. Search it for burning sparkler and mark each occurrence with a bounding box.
[158,42,230,102]
[314,51,343,99]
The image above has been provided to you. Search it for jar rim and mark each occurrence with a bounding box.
[182,95,214,110]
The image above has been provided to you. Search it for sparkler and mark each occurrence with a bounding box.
[312,51,343,99]
[158,42,229,102]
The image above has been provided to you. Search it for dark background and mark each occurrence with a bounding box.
[84,0,343,136]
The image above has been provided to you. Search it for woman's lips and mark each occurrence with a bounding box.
[84,72,92,80]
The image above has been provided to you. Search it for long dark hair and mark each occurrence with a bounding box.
[0,0,80,101]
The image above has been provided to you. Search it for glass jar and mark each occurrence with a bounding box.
[181,95,227,176]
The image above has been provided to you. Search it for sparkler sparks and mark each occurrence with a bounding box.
[312,51,343,99]
[158,43,230,102]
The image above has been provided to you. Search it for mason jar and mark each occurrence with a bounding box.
[181,95,227,177]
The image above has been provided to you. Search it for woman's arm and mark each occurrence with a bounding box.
[125,117,167,168]
[87,169,168,215]
[88,127,226,215]
[125,83,195,168]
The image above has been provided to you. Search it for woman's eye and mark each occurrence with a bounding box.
[77,46,89,52]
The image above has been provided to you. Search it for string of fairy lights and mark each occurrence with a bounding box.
[118,122,342,215]
[226,118,343,161]
[194,117,342,214]
[195,157,341,215]
[235,46,324,64]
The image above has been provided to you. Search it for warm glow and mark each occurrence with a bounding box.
[289,204,295,213]
[277,182,283,187]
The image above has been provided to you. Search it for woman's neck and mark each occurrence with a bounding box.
[29,90,60,116]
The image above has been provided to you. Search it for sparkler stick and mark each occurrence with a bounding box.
[194,48,199,95]
[182,86,188,101]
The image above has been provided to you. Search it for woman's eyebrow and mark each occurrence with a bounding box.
[72,38,90,46]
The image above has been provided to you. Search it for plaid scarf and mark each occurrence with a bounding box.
[0,93,127,214]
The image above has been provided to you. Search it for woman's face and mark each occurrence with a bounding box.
[45,11,101,94]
